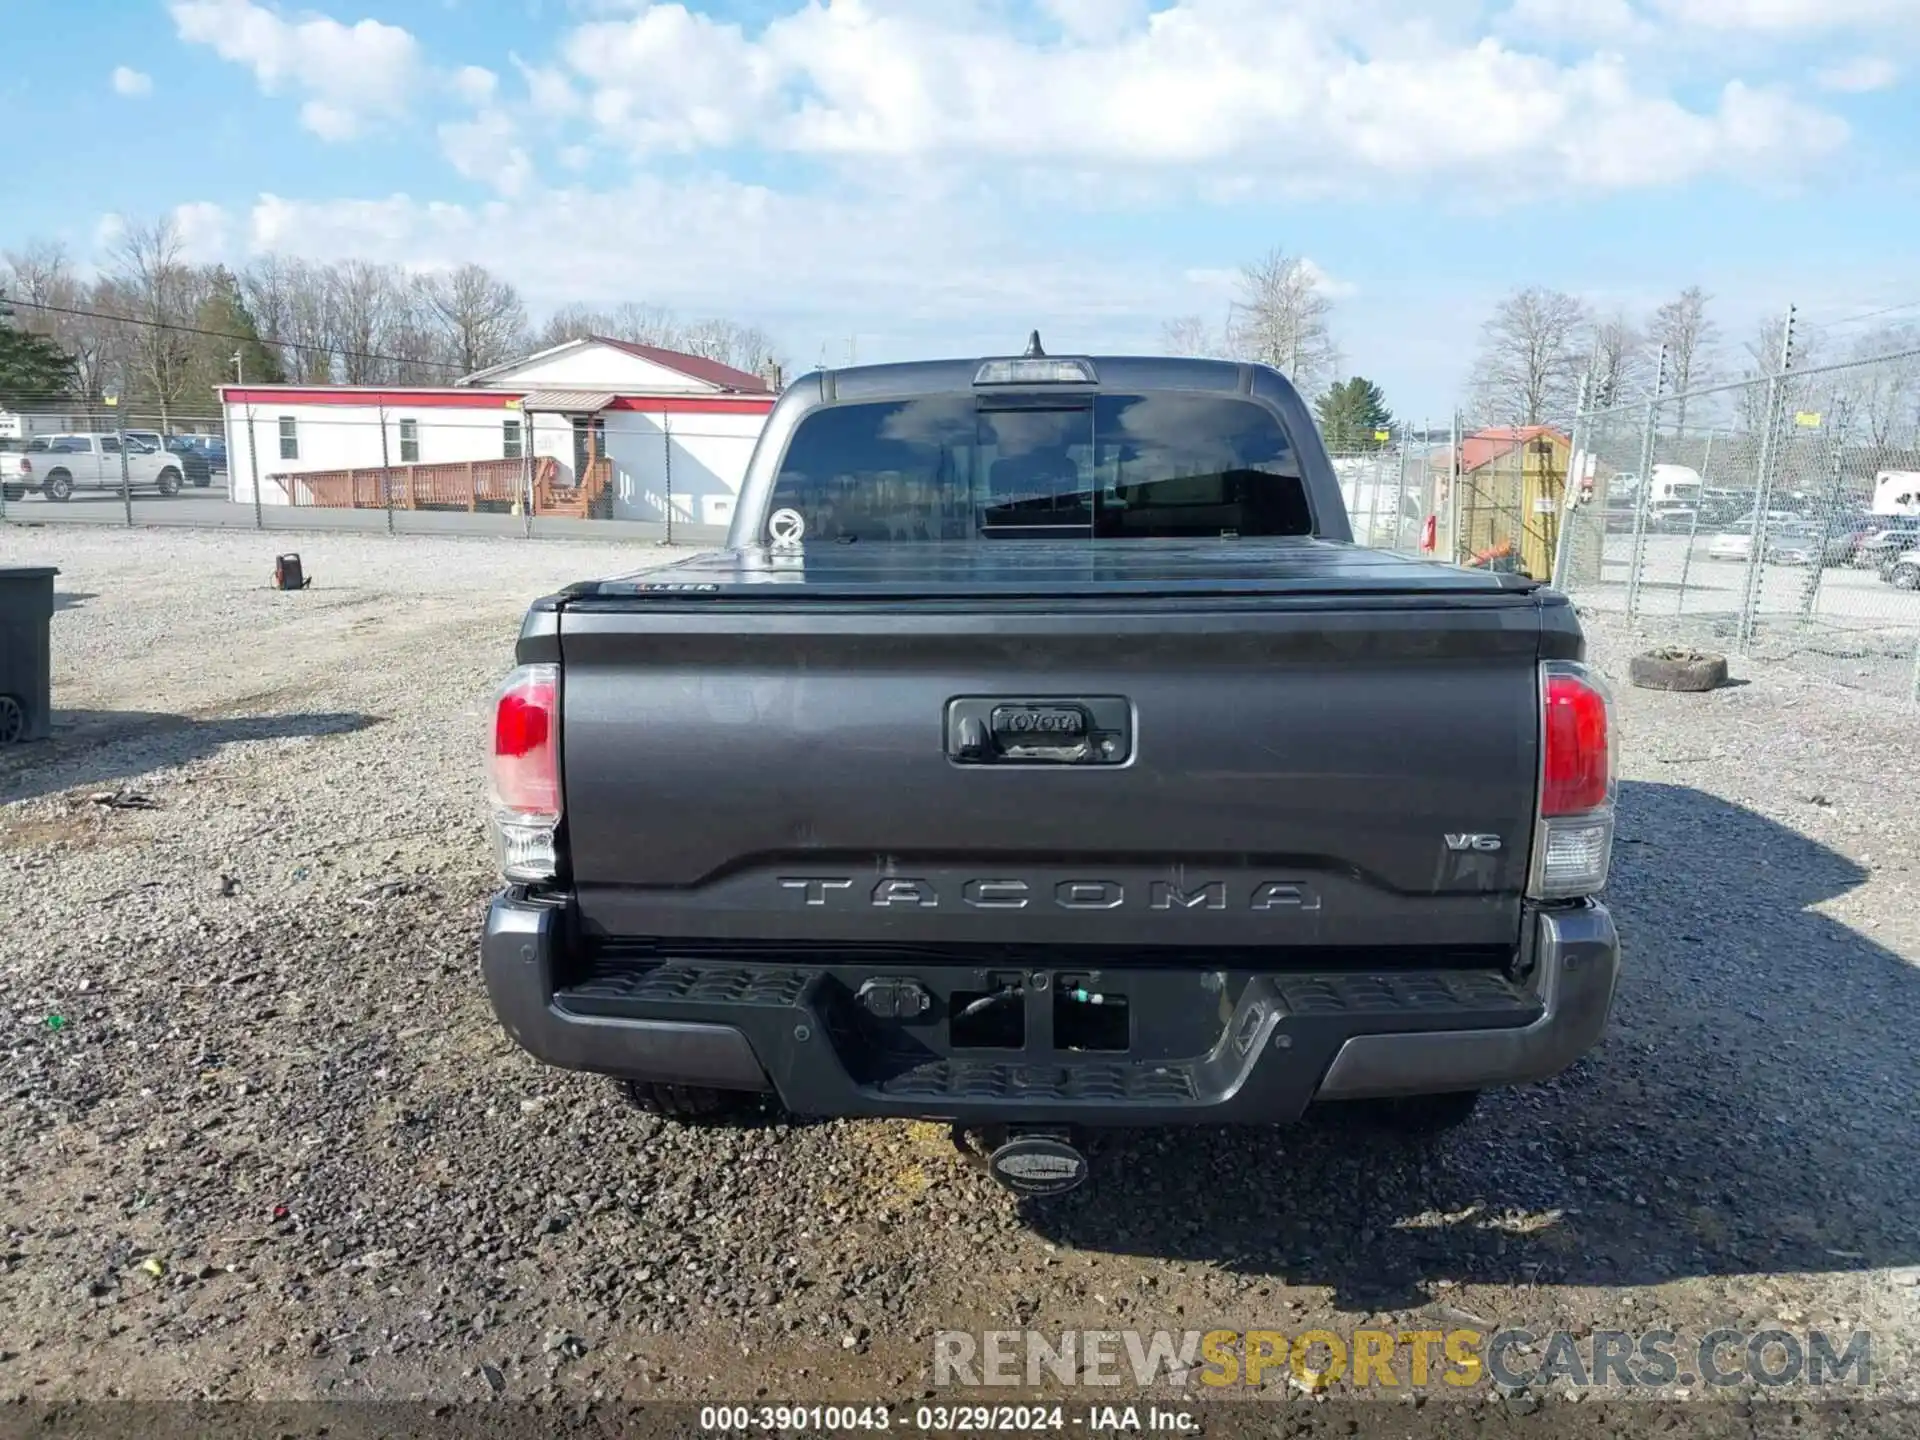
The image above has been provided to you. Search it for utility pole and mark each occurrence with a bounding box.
[232,351,244,384]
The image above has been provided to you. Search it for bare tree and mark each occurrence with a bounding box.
[109,217,202,426]
[1837,324,1920,449]
[1648,286,1718,429]
[1470,287,1591,426]
[1734,311,1823,435]
[1224,248,1336,393]
[1160,315,1217,357]
[384,277,457,383]
[1587,311,1646,409]
[3,241,115,400]
[675,317,777,372]
[422,264,528,375]
[327,260,407,384]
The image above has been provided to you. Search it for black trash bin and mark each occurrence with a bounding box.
[0,565,58,744]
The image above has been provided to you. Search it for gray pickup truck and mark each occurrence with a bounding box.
[480,341,1621,1194]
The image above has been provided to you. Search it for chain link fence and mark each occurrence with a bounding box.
[1327,432,1451,554]
[0,405,750,545]
[1552,344,1920,701]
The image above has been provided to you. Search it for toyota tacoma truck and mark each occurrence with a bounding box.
[480,341,1621,1193]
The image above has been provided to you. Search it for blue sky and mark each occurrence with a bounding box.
[5,0,1920,414]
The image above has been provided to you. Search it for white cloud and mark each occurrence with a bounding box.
[1037,0,1151,42]
[541,0,1848,191]
[450,65,498,104]
[1652,0,1920,29]
[171,201,233,261]
[1500,0,1657,43]
[111,65,154,97]
[168,0,422,141]
[439,110,535,197]
[512,54,582,117]
[235,177,1212,353]
[1816,55,1901,91]
[562,6,779,152]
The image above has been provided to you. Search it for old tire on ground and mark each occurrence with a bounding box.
[0,695,23,745]
[157,467,183,497]
[618,1079,766,1124]
[44,469,73,502]
[1629,646,1729,692]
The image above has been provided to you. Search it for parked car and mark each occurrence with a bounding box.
[1703,523,1825,565]
[1648,501,1698,533]
[1881,549,1920,590]
[1854,520,1920,569]
[1762,524,1825,566]
[187,435,228,474]
[476,342,1623,1193]
[125,431,214,487]
[0,433,186,501]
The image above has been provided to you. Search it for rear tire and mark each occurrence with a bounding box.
[1891,563,1920,591]
[44,470,72,502]
[618,1079,766,1124]
[157,467,183,497]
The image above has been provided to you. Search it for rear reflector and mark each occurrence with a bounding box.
[1530,662,1616,900]
[488,663,560,882]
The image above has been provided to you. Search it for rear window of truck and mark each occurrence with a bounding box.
[766,392,1311,542]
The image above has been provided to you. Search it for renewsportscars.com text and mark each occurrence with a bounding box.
[933,1327,1874,1391]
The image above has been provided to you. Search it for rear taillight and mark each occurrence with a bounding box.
[488,663,560,881]
[18,459,30,474]
[1529,661,1616,900]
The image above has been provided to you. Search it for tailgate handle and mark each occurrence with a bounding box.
[946,697,1131,766]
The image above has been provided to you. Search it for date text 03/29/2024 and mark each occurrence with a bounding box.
[697,1405,1196,1433]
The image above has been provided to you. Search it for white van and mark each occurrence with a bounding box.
[1870,471,1920,517]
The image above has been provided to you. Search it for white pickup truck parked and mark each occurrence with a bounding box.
[0,432,187,502]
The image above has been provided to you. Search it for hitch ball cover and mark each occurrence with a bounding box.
[987,1133,1089,1197]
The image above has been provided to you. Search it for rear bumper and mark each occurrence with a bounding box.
[480,898,1619,1125]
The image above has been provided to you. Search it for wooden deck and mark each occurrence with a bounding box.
[270,455,614,518]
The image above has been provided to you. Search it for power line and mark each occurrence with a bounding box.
[4,295,469,374]
[1799,297,1920,335]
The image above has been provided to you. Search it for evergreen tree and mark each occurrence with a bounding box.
[194,266,283,388]
[1315,376,1395,451]
[0,325,79,409]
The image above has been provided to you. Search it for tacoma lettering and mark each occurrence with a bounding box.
[772,877,1325,911]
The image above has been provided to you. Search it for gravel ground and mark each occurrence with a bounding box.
[1,527,1917,1429]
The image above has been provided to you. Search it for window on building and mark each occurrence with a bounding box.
[398,418,420,463]
[503,417,524,460]
[278,416,298,460]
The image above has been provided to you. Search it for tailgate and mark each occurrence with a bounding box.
[556,587,1545,952]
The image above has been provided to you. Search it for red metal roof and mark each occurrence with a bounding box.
[216,385,774,415]
[590,337,771,393]
[1460,425,1570,473]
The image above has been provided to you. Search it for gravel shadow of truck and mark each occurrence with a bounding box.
[0,708,380,805]
[1018,780,1920,1306]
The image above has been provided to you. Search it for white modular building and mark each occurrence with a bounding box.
[217,337,779,528]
